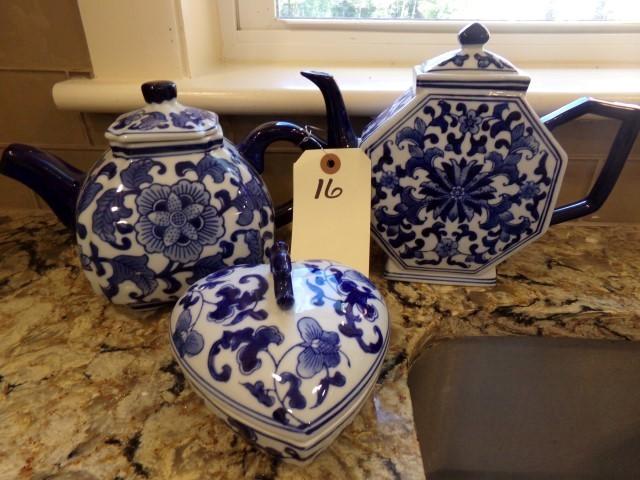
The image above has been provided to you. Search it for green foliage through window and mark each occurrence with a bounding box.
[276,0,640,21]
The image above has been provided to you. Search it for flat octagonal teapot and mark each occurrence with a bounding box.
[363,23,570,285]
[247,23,640,286]
[1,81,299,307]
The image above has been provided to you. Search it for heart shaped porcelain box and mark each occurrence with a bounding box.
[169,242,389,464]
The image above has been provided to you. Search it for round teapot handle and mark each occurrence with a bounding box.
[238,121,327,228]
[542,97,640,225]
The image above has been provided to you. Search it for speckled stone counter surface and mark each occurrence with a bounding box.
[1,210,639,480]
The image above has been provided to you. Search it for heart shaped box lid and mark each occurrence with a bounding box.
[169,243,390,463]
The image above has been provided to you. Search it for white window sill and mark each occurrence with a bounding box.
[53,65,640,117]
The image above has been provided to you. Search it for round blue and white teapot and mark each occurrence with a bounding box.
[1,81,295,307]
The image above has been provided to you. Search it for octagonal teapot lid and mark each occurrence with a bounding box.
[105,81,223,149]
[416,22,530,91]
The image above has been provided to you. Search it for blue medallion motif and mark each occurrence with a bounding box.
[420,157,497,223]
[76,145,274,305]
[135,180,224,263]
[367,95,562,274]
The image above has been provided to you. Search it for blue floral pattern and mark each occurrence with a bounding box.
[75,143,274,306]
[111,110,169,131]
[171,261,387,434]
[296,317,341,378]
[110,107,218,134]
[172,309,204,358]
[135,180,224,263]
[170,108,217,129]
[435,51,515,71]
[304,263,384,354]
[366,96,563,274]
[204,302,350,427]
[420,158,497,223]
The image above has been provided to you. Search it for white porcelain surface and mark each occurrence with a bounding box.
[169,260,390,464]
[75,82,274,307]
[361,23,567,286]
[76,142,274,306]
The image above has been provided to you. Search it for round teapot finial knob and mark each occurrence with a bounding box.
[141,80,177,104]
[458,22,490,46]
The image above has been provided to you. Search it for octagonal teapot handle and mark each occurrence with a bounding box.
[542,97,640,225]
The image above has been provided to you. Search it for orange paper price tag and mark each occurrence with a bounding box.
[291,148,371,276]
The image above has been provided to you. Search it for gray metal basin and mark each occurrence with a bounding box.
[408,336,640,479]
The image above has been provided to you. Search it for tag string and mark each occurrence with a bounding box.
[301,125,326,151]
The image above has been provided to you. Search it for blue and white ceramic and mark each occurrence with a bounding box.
[360,23,568,286]
[169,243,389,464]
[2,81,325,307]
[264,23,640,286]
[71,82,275,307]
[1,80,316,307]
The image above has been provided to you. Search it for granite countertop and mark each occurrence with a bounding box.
[1,210,639,480]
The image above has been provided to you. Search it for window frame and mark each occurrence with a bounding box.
[222,0,640,66]
[55,0,640,116]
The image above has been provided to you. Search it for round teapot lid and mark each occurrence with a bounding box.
[416,22,530,87]
[105,81,223,146]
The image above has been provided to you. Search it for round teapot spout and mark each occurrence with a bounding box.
[301,71,358,148]
[0,144,85,230]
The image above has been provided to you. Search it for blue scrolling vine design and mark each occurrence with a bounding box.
[77,146,273,305]
[172,262,384,429]
[303,263,384,354]
[370,97,556,272]
[436,51,515,71]
[110,106,218,133]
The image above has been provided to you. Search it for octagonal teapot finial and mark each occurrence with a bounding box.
[417,21,523,79]
[457,22,490,46]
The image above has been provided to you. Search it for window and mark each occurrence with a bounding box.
[56,0,640,115]
[276,0,640,22]
[221,0,640,65]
